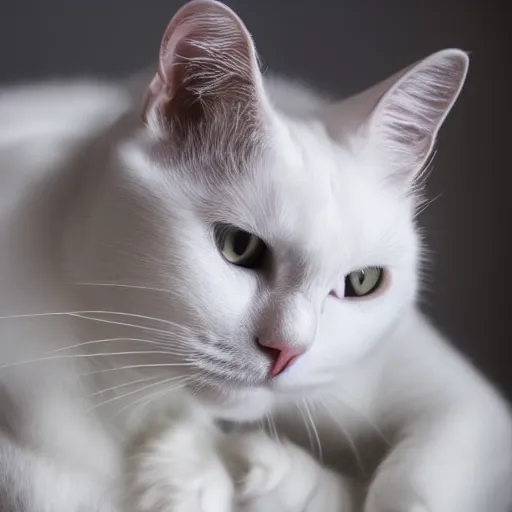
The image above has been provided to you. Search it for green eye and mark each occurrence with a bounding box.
[344,267,384,297]
[216,226,266,269]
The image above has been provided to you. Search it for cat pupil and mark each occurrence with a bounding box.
[233,231,250,256]
[357,270,365,284]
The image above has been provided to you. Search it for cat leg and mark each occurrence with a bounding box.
[364,404,512,512]
[227,430,361,512]
[0,433,118,512]
[124,414,235,512]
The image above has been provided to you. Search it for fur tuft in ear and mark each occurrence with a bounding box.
[327,49,469,188]
[371,49,469,183]
[142,0,266,137]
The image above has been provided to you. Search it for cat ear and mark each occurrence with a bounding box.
[142,0,266,134]
[327,49,469,187]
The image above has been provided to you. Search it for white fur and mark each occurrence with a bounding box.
[0,1,511,511]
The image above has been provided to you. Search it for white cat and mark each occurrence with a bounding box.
[0,0,510,511]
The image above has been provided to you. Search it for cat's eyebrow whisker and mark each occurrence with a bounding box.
[317,396,366,476]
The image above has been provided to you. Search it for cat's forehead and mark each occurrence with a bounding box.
[213,119,404,267]
[217,123,341,230]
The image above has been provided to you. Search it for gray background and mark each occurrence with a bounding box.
[1,1,510,400]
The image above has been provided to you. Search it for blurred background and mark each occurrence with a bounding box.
[1,0,510,400]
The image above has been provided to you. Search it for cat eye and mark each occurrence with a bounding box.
[344,267,384,298]
[215,225,267,269]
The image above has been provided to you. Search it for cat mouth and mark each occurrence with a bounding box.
[189,359,272,390]
[189,380,275,422]
[181,369,276,408]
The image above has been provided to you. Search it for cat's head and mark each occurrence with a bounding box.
[99,0,468,421]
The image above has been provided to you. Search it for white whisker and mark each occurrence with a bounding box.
[86,375,187,412]
[80,362,195,376]
[189,376,207,397]
[48,337,189,356]
[72,281,174,294]
[318,397,366,476]
[414,191,443,219]
[72,310,189,330]
[303,399,323,462]
[112,376,193,420]
[328,395,390,447]
[0,350,189,370]
[85,376,163,399]
[0,310,192,334]
[76,310,192,331]
[296,402,315,456]
[264,413,278,444]
[0,311,174,336]
[69,314,174,336]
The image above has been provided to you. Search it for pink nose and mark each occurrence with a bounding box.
[257,339,307,377]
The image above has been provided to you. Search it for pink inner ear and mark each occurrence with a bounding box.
[157,22,195,92]
[142,17,194,116]
[142,0,265,126]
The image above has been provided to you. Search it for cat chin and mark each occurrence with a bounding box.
[197,386,276,423]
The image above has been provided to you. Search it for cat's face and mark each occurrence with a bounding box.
[119,118,420,420]
[105,0,467,421]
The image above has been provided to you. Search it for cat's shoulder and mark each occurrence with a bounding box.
[0,80,131,206]
[0,79,130,145]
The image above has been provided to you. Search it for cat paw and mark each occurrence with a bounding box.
[125,417,234,512]
[227,430,357,512]
[364,468,429,512]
